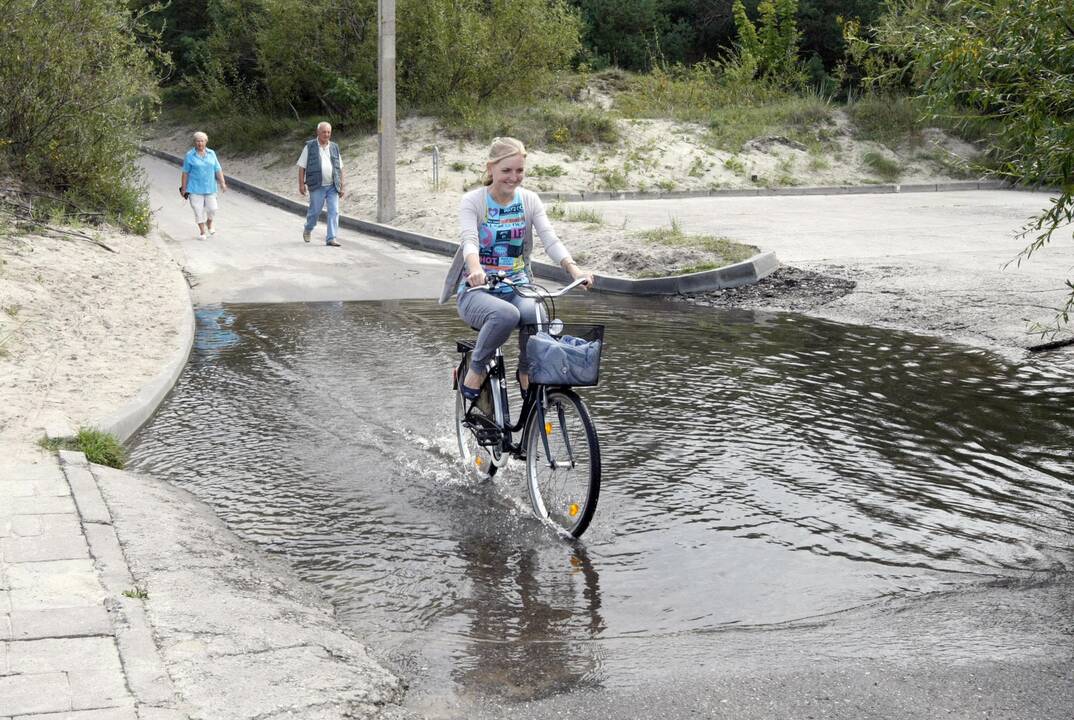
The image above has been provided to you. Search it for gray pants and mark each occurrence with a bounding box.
[457,289,546,375]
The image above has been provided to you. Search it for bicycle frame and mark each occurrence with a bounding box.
[457,274,590,464]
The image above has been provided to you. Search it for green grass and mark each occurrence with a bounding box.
[529,164,567,178]
[723,155,746,174]
[548,205,604,225]
[122,586,149,600]
[863,151,903,181]
[848,93,925,148]
[38,427,127,469]
[636,218,757,274]
[706,94,835,153]
[441,101,619,152]
[596,167,628,191]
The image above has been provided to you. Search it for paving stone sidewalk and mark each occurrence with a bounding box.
[2,449,414,720]
[1,451,182,719]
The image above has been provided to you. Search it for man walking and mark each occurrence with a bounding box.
[297,121,345,247]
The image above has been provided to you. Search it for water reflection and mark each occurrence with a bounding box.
[128,296,1074,705]
[451,541,605,701]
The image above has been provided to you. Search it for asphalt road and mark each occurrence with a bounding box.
[571,189,1073,353]
[142,154,448,304]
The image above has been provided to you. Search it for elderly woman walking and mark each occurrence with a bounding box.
[180,131,227,241]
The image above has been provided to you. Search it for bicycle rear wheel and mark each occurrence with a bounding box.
[525,389,600,538]
[455,385,500,480]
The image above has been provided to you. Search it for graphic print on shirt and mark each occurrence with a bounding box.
[479,191,528,288]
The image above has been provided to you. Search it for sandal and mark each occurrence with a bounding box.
[461,383,482,401]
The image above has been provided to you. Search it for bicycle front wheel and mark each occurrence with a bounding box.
[455,386,499,481]
[525,389,601,538]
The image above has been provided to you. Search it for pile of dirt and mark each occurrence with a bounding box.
[678,266,856,313]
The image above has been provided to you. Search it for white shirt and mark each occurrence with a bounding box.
[296,142,340,186]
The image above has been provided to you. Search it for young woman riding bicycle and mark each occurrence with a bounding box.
[438,137,594,399]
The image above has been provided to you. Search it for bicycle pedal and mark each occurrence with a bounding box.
[473,428,503,447]
[464,414,502,447]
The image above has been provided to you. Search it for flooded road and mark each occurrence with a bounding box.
[129,296,1074,717]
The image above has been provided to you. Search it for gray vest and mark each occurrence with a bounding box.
[304,139,341,191]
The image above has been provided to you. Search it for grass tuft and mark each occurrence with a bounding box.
[38,427,127,469]
[863,151,902,181]
[637,218,757,272]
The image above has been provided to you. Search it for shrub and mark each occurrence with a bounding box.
[0,0,160,232]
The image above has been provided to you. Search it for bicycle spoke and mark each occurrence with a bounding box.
[526,390,600,537]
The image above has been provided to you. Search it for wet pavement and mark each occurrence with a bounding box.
[129,294,1074,718]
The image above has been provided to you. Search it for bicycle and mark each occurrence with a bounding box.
[452,275,603,539]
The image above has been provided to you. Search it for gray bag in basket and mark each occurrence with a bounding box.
[529,331,601,386]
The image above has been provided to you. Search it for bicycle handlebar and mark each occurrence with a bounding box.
[462,273,590,298]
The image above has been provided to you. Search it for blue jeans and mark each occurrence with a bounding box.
[304,184,339,243]
[458,288,546,375]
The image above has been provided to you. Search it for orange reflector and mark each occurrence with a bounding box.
[545,422,553,435]
[475,457,483,467]
[568,503,579,517]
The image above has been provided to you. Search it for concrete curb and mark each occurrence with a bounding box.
[95,230,196,443]
[142,146,781,295]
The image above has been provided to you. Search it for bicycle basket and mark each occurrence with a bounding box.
[523,323,604,387]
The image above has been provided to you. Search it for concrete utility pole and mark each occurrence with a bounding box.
[377,0,397,223]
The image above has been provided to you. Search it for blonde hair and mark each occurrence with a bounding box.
[482,136,526,186]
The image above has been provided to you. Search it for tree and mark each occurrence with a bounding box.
[859,0,1074,334]
[398,0,581,113]
[732,0,800,80]
[0,0,161,231]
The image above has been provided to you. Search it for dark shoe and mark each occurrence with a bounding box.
[302,229,311,243]
[461,383,481,401]
[326,239,341,247]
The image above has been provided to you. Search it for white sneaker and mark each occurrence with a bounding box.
[198,234,207,241]
[209,228,216,236]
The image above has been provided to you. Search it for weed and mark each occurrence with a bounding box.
[566,207,604,225]
[596,168,628,191]
[706,94,834,153]
[687,156,706,177]
[637,219,756,267]
[863,151,902,181]
[807,155,831,172]
[529,164,567,178]
[849,94,924,148]
[3,304,21,319]
[723,155,746,174]
[450,161,467,172]
[656,179,677,192]
[442,101,618,151]
[547,204,566,220]
[38,427,127,469]
[122,586,149,600]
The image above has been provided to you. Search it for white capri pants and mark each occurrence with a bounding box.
[189,193,218,224]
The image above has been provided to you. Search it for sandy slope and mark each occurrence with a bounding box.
[0,226,188,460]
